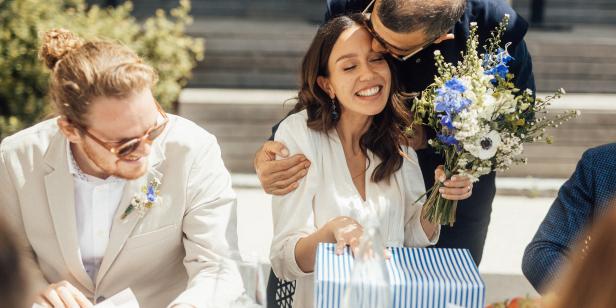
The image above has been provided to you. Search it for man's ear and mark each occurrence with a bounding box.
[434,33,455,45]
[316,76,335,99]
[57,117,82,144]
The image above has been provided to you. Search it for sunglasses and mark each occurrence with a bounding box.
[76,103,168,158]
[362,0,437,61]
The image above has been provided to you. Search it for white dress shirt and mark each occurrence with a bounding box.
[67,142,126,282]
[270,111,440,308]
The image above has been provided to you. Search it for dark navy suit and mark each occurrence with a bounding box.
[324,0,536,265]
[523,143,616,291]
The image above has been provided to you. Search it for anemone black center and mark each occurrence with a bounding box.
[480,138,492,150]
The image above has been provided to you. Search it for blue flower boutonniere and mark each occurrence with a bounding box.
[121,175,162,221]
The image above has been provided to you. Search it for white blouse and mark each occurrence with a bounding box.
[270,111,439,308]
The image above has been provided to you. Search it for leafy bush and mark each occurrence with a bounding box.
[0,0,204,138]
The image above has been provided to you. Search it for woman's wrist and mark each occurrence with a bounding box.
[319,220,336,243]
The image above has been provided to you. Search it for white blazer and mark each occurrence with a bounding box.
[0,115,244,308]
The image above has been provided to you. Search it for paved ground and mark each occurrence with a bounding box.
[233,176,555,304]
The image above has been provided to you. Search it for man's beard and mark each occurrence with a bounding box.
[82,142,148,180]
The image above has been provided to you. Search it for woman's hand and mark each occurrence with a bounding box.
[294,216,363,273]
[325,216,364,255]
[434,166,473,201]
[35,281,92,308]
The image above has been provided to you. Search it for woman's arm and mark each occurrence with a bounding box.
[295,216,364,273]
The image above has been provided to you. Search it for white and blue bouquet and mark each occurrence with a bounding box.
[411,15,579,226]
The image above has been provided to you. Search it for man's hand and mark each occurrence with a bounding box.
[35,281,92,308]
[254,141,311,195]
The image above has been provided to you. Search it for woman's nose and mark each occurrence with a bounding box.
[359,61,377,81]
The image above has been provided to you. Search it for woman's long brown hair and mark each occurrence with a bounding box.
[289,14,413,183]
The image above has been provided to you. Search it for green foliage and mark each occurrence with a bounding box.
[0,0,204,138]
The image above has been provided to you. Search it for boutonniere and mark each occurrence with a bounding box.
[121,173,163,221]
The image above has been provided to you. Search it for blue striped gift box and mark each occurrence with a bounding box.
[315,243,485,308]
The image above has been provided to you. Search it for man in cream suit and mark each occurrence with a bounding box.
[0,29,243,308]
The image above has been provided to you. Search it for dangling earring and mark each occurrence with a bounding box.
[331,98,339,121]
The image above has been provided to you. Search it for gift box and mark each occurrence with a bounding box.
[315,243,485,308]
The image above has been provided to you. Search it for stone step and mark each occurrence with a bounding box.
[513,0,616,25]
[178,88,616,178]
[183,18,616,92]
[99,0,325,21]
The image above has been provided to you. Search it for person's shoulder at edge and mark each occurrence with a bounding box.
[579,142,616,167]
[459,0,529,44]
[161,114,217,146]
[0,118,59,153]
[274,109,311,140]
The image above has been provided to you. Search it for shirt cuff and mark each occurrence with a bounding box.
[276,233,313,281]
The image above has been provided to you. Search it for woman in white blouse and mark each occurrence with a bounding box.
[269,14,473,308]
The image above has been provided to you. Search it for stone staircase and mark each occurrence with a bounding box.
[124,0,325,21]
[186,19,315,89]
[512,0,616,26]
[179,15,616,94]
[102,0,616,93]
[525,26,616,93]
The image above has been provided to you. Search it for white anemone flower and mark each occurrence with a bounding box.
[468,130,502,160]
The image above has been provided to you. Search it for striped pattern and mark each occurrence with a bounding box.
[315,243,485,308]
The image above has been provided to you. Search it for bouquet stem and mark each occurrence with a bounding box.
[422,181,459,226]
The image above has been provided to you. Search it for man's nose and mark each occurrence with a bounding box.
[371,38,387,53]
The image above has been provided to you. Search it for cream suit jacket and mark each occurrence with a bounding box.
[0,115,244,308]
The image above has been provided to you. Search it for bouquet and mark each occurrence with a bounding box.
[410,15,579,226]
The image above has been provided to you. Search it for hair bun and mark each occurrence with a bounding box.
[39,28,84,70]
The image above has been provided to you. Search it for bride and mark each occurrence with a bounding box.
[269,14,473,308]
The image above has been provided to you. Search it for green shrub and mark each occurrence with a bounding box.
[0,0,204,138]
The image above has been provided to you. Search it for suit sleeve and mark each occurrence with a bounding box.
[169,134,244,308]
[522,149,596,292]
[0,142,49,296]
[269,114,320,281]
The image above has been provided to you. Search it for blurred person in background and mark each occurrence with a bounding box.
[0,215,30,308]
[522,143,616,292]
[0,28,243,308]
[543,199,616,308]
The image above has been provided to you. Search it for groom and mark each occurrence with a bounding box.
[256,0,535,265]
[0,29,243,307]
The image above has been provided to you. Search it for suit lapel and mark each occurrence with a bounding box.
[96,141,165,286]
[44,133,95,291]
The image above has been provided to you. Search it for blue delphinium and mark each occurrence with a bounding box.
[484,48,514,80]
[147,185,157,202]
[439,113,455,130]
[437,133,458,146]
[435,78,472,115]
